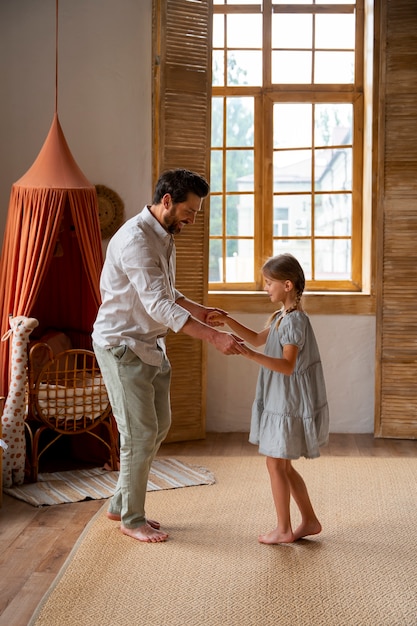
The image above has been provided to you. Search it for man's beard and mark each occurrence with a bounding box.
[166,219,182,235]
[167,223,181,235]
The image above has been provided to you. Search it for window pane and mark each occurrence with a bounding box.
[315,148,352,192]
[315,103,352,147]
[273,240,312,280]
[315,239,351,280]
[274,150,312,192]
[226,196,239,236]
[211,98,224,147]
[273,0,313,4]
[225,239,254,283]
[210,150,223,193]
[226,97,254,147]
[212,50,224,86]
[272,51,312,84]
[227,50,262,86]
[226,150,254,192]
[227,15,262,48]
[209,239,222,282]
[209,196,223,237]
[273,0,354,3]
[227,194,254,236]
[223,0,261,4]
[315,0,354,3]
[315,14,355,49]
[272,14,312,49]
[213,14,224,48]
[315,194,352,236]
[274,103,312,149]
[315,51,354,83]
[274,195,311,236]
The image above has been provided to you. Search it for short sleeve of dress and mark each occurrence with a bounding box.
[279,312,306,349]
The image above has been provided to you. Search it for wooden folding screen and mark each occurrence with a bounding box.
[374,0,417,438]
[152,0,212,441]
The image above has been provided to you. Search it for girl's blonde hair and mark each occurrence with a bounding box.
[262,253,305,327]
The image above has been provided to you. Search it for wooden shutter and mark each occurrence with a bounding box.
[374,0,417,438]
[152,0,212,441]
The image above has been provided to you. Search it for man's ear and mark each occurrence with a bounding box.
[162,193,172,210]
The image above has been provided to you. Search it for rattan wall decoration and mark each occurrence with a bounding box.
[95,184,125,240]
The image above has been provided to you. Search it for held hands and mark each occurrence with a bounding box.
[215,334,258,358]
[205,308,252,356]
[205,309,229,327]
[204,307,252,356]
[212,331,246,355]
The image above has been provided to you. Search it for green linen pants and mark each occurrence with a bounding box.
[93,342,172,528]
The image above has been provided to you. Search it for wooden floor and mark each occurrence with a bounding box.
[0,432,416,626]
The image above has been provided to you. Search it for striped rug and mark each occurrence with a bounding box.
[3,458,215,506]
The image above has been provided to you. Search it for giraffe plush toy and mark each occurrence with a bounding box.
[1,315,39,488]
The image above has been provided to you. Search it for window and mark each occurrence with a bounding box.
[210,0,365,293]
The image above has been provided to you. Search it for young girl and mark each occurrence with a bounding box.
[210,253,329,544]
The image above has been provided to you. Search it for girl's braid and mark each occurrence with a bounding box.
[285,289,303,315]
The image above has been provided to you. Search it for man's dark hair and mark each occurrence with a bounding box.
[153,169,210,204]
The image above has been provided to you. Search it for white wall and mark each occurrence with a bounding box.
[0,0,376,434]
[0,0,152,236]
[207,313,375,433]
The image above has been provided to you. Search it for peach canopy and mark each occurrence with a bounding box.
[0,113,103,397]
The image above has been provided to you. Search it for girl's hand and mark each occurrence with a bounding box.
[238,343,255,358]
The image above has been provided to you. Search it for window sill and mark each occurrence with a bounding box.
[207,291,376,315]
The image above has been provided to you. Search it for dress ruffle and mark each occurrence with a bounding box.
[249,401,329,459]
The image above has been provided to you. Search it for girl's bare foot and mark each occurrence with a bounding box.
[258,528,295,544]
[121,522,169,543]
[293,520,322,541]
[106,511,160,529]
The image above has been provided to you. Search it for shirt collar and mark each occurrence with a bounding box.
[142,205,174,254]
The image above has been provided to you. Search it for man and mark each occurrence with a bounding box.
[92,168,243,543]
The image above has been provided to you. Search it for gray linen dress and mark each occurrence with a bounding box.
[249,310,329,459]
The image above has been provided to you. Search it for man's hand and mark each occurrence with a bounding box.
[212,331,245,355]
[205,309,228,327]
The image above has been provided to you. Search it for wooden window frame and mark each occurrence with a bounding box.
[208,0,376,316]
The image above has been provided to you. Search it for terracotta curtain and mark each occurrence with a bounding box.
[0,113,103,397]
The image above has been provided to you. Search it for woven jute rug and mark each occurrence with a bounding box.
[29,455,417,626]
[4,458,215,506]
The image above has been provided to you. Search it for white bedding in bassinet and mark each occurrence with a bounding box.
[37,377,109,420]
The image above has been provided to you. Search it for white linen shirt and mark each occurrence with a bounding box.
[92,206,190,366]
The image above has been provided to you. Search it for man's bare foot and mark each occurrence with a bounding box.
[293,520,322,541]
[106,511,160,529]
[258,528,295,544]
[106,511,122,522]
[121,522,169,543]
